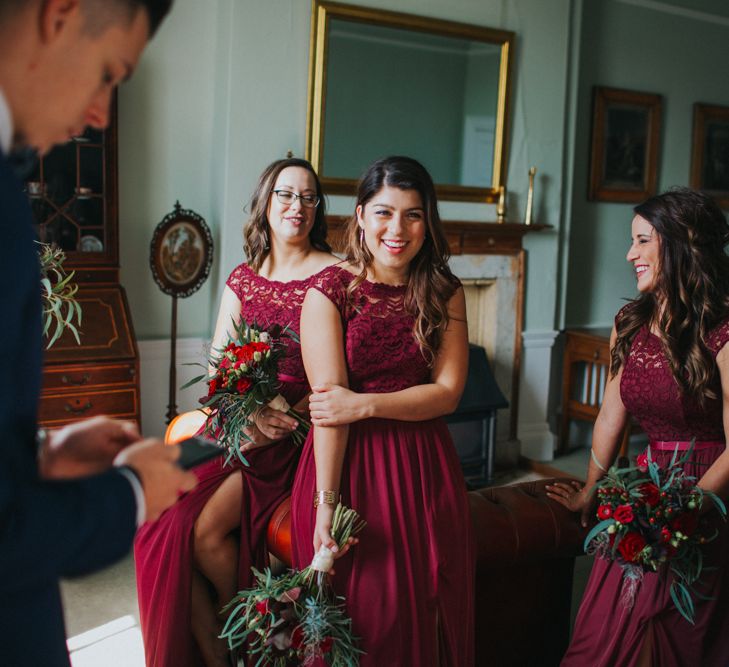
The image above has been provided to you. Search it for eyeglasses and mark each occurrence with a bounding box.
[272,189,320,208]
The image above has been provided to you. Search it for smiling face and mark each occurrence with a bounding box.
[357,185,427,284]
[265,166,319,245]
[627,214,660,293]
[16,3,150,153]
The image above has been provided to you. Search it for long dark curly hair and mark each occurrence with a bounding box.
[243,158,330,271]
[611,187,729,406]
[345,156,460,365]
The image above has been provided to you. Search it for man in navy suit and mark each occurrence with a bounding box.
[0,2,198,665]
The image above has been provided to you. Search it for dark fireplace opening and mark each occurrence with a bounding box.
[446,344,508,489]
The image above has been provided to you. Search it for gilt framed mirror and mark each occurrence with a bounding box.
[306,1,514,202]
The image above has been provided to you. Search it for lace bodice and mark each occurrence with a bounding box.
[310,264,444,393]
[226,264,310,384]
[618,305,729,441]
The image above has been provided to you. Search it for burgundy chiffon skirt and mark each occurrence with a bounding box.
[291,417,475,667]
[134,436,301,667]
[562,443,729,667]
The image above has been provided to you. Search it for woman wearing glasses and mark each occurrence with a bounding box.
[135,158,337,667]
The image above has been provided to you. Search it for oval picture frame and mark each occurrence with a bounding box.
[150,201,213,298]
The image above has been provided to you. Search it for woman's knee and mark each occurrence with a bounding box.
[193,474,243,550]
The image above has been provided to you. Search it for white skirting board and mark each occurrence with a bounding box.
[518,330,559,461]
[137,337,209,438]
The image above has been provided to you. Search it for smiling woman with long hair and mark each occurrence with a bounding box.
[548,187,729,667]
[290,156,474,666]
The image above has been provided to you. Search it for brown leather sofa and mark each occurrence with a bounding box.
[267,478,587,667]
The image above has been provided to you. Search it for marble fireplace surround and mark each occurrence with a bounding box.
[327,218,548,465]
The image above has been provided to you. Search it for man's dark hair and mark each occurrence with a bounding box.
[0,1,172,38]
[84,0,173,37]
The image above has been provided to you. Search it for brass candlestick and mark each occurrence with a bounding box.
[524,166,537,225]
[496,185,506,223]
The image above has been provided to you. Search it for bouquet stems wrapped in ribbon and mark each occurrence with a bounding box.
[221,504,367,666]
[585,443,727,624]
[182,319,310,464]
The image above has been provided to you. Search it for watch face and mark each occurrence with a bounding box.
[150,204,213,298]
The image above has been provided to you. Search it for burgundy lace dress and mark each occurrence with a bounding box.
[291,265,475,667]
[563,307,729,667]
[134,264,312,667]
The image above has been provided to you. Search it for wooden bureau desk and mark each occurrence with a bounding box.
[559,328,633,457]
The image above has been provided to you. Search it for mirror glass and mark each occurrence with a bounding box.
[307,3,514,202]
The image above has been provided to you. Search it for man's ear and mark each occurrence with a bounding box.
[39,0,81,44]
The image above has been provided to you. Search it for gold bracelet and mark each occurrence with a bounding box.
[313,490,338,508]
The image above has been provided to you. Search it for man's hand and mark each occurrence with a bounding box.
[114,440,197,522]
[39,416,140,479]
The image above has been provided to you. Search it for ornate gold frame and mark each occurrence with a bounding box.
[306,1,514,203]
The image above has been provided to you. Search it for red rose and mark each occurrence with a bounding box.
[661,526,672,543]
[617,532,646,562]
[291,626,304,649]
[235,378,251,394]
[597,504,613,520]
[255,599,269,615]
[207,377,219,397]
[235,345,250,361]
[671,511,699,536]
[219,356,231,370]
[639,483,660,507]
[614,504,634,524]
[636,451,649,471]
[320,636,334,653]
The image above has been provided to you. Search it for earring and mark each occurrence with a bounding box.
[359,228,364,243]
[263,229,270,251]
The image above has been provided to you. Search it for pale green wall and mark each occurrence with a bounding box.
[563,0,729,327]
[117,0,572,340]
[118,0,220,338]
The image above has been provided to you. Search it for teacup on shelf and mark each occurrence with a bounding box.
[26,181,44,198]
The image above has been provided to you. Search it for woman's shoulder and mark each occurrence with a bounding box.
[614,301,637,326]
[225,262,254,292]
[705,314,729,355]
[309,260,356,291]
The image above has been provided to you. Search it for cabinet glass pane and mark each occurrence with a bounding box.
[79,146,103,194]
[43,143,77,205]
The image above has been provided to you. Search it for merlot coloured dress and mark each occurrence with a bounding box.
[562,307,729,667]
[134,264,312,667]
[291,265,475,667]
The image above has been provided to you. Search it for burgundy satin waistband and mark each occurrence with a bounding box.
[277,373,307,385]
[649,440,725,451]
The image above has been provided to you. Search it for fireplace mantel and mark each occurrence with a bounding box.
[326,216,550,255]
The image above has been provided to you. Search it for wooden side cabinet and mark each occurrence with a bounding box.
[558,328,633,457]
[26,97,141,428]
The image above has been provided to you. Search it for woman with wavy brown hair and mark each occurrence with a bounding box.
[290,156,474,665]
[549,187,729,666]
[135,157,336,667]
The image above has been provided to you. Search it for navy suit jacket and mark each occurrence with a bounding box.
[0,150,138,666]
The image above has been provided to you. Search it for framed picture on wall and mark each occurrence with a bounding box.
[690,103,729,208]
[588,86,662,203]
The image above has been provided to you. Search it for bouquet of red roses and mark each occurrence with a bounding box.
[220,504,366,666]
[585,444,726,624]
[183,318,310,464]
